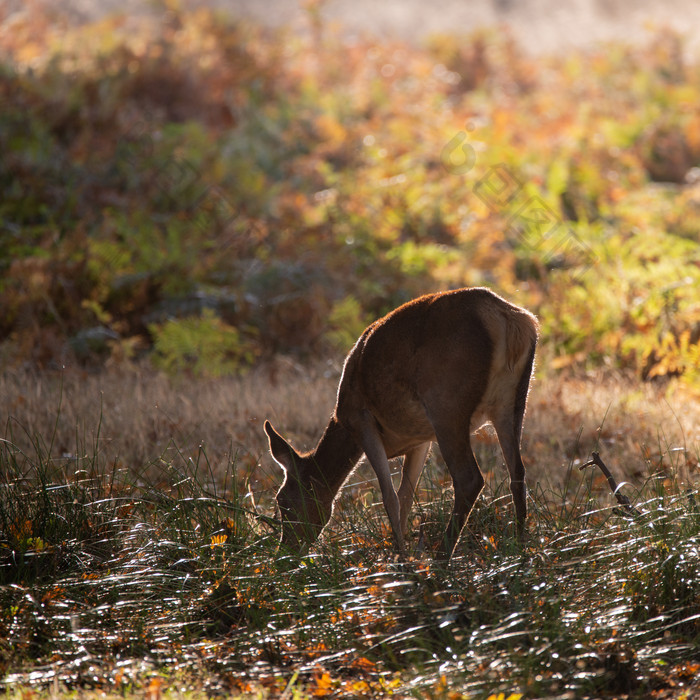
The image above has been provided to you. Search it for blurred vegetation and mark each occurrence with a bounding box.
[0,4,699,384]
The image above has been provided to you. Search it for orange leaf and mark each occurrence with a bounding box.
[146,677,164,700]
[313,671,334,696]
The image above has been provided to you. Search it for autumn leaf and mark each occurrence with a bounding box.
[312,671,334,696]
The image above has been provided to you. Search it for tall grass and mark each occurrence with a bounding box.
[1,402,698,698]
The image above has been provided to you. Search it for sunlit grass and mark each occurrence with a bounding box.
[1,408,698,698]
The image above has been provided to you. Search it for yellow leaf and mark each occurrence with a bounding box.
[210,534,227,549]
[315,114,347,146]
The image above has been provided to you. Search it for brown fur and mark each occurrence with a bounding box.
[265,287,538,559]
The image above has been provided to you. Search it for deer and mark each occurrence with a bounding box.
[264,287,538,560]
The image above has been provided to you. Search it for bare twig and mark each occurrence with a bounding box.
[580,451,641,517]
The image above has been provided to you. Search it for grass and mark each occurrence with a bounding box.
[1,366,699,698]
[2,362,699,492]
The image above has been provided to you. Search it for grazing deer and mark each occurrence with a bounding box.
[264,287,538,560]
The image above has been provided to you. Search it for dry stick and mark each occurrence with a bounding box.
[579,451,642,517]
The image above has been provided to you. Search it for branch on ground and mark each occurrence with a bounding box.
[580,451,642,517]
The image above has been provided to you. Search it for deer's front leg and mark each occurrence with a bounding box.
[354,414,406,557]
[398,442,431,538]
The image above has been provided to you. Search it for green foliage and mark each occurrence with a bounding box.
[149,309,255,377]
[1,6,699,387]
[324,296,368,352]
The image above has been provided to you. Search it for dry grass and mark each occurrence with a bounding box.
[527,372,700,487]
[1,361,698,506]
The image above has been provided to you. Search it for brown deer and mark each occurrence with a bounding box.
[264,287,538,560]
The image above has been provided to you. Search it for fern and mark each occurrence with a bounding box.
[149,309,255,377]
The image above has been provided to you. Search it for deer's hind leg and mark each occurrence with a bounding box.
[490,408,526,539]
[420,371,488,560]
[490,349,535,540]
[428,413,484,560]
[437,441,484,559]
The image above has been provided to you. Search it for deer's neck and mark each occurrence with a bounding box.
[308,417,363,499]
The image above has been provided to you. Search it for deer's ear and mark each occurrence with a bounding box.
[264,420,300,474]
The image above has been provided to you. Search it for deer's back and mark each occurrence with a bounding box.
[335,288,535,456]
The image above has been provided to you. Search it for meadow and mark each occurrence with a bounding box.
[1,365,699,698]
[1,2,699,697]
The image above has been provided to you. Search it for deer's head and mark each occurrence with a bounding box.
[264,421,333,552]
